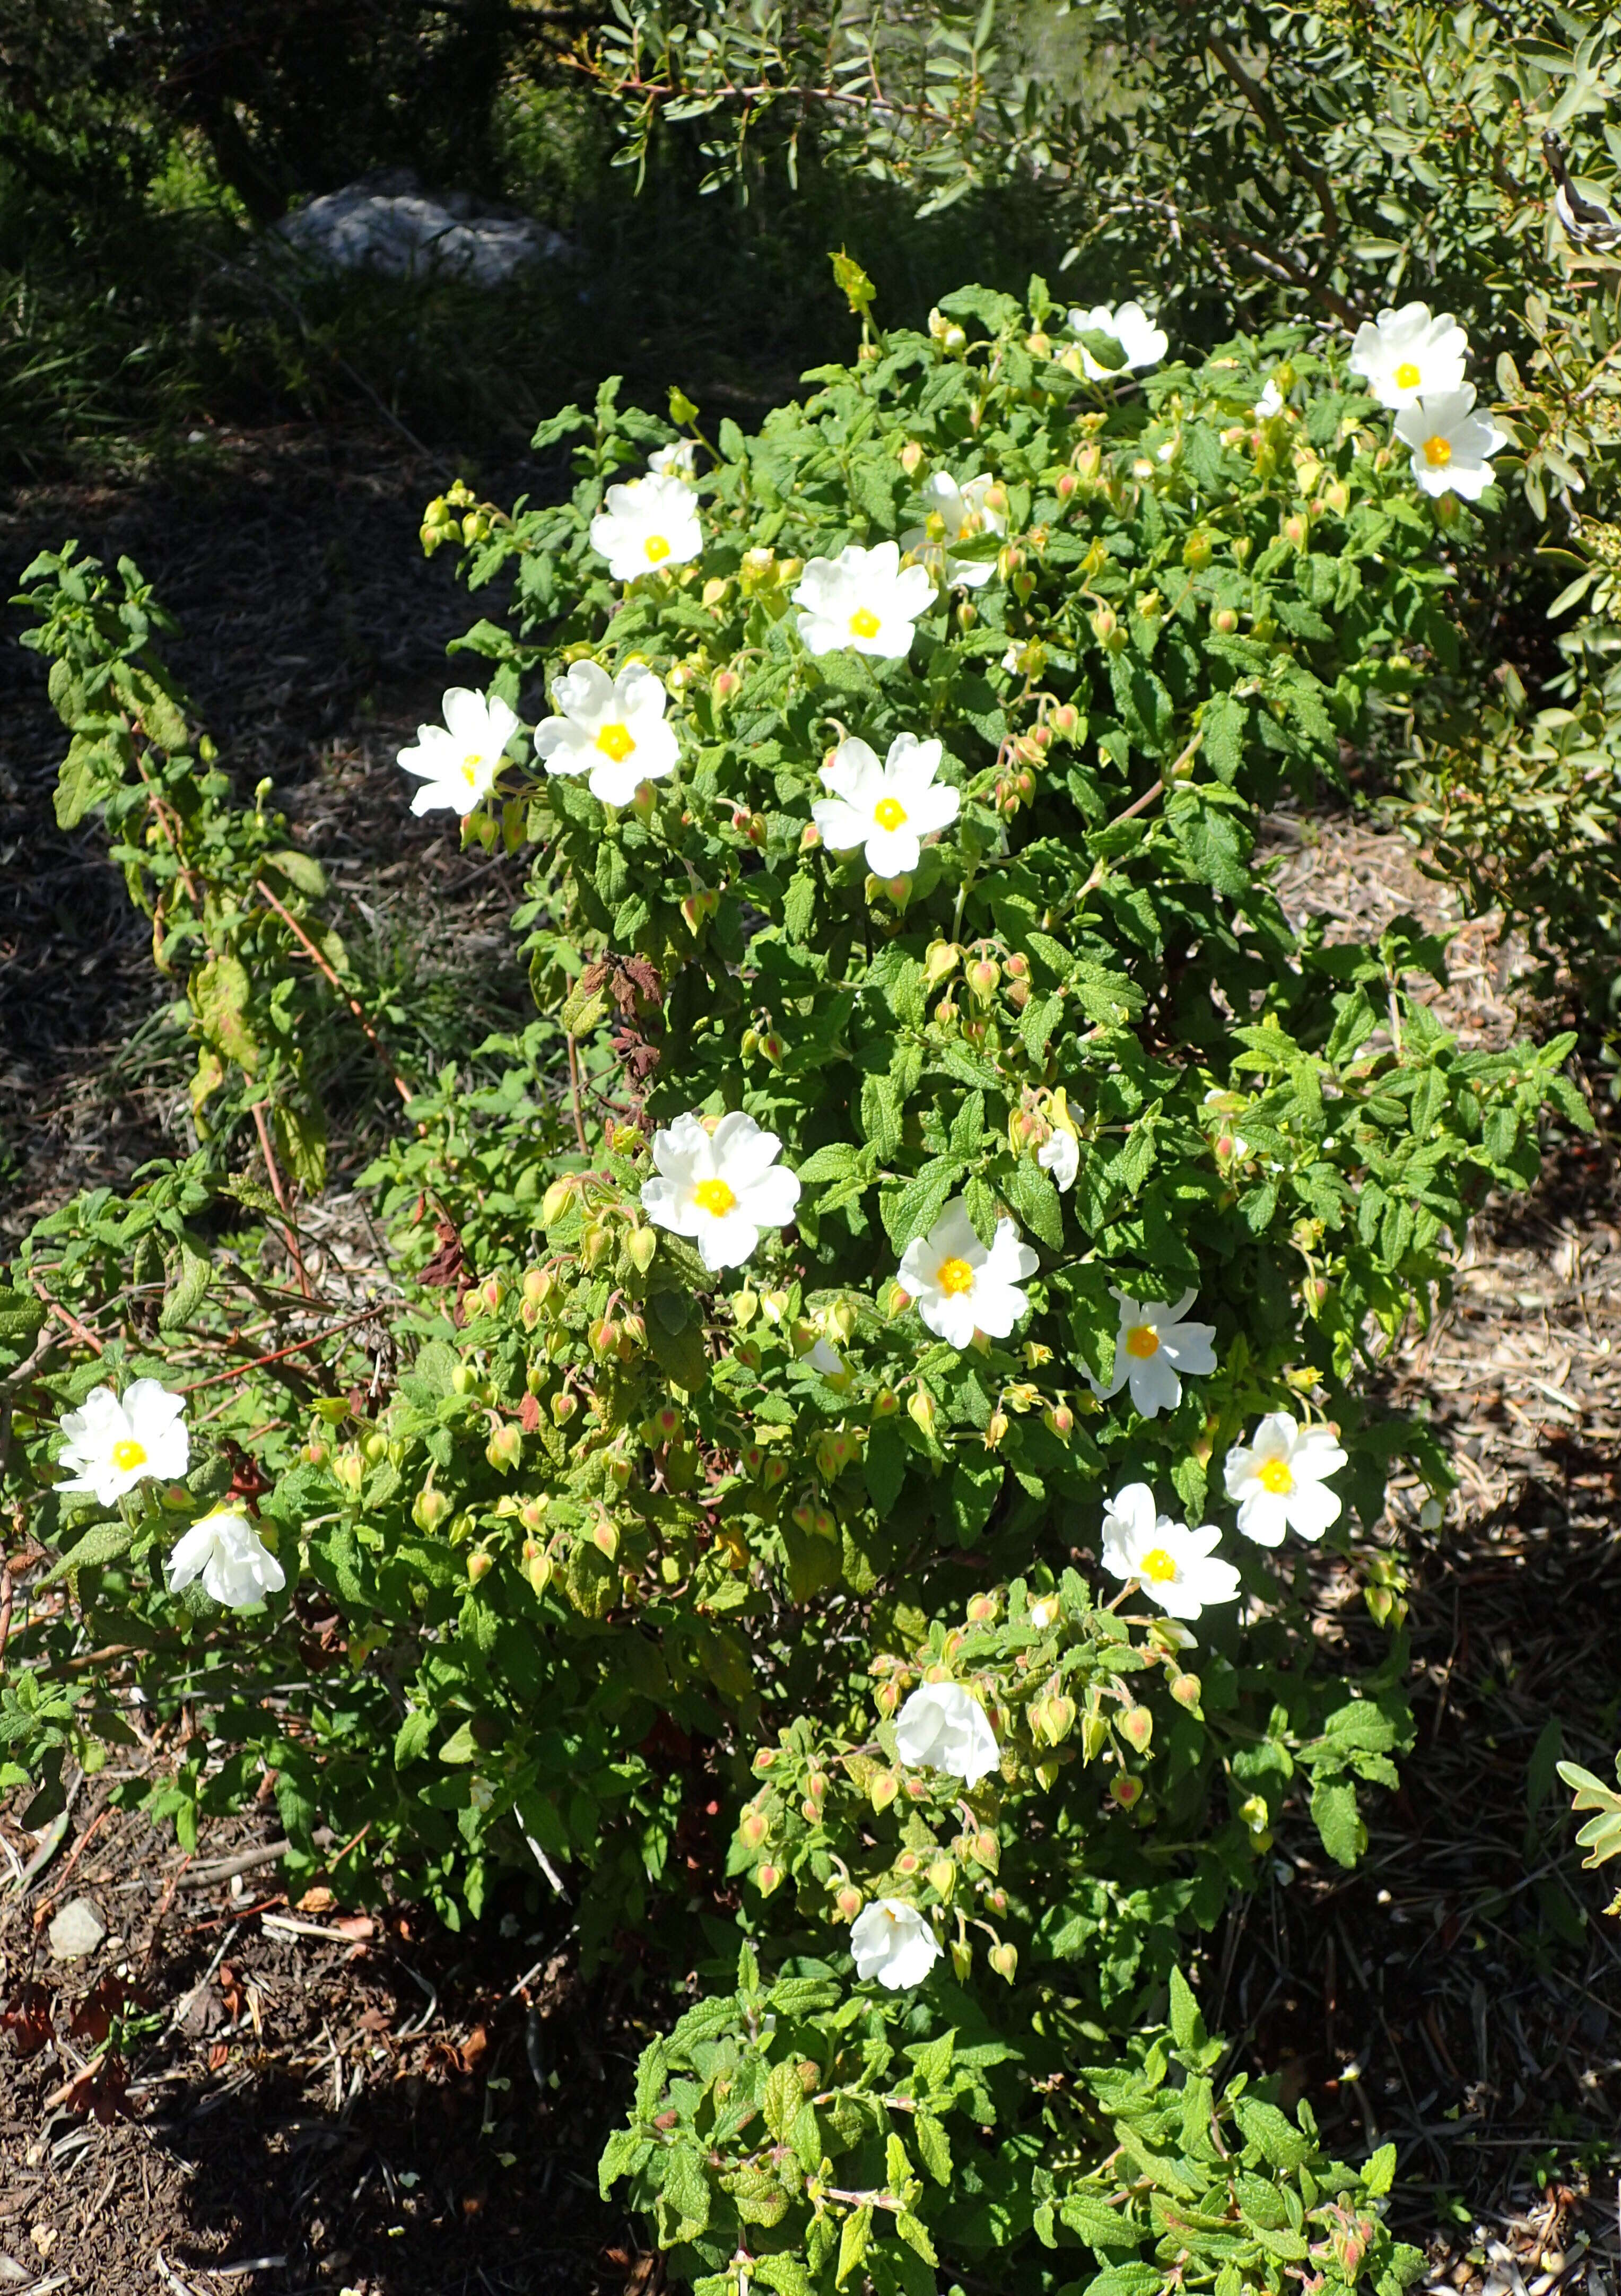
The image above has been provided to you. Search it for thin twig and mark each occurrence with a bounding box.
[175,1308,379,1394]
[250,1102,313,1301]
[29,1280,105,1356]
[254,877,414,1107]
[566,1036,590,1156]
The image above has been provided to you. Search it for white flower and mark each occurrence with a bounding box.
[648,440,698,482]
[589,472,703,581]
[641,1111,802,1273]
[900,472,1006,589]
[791,540,936,659]
[535,660,679,807]
[1090,1287,1216,1417]
[1347,302,1469,410]
[1099,1483,1240,1621]
[1254,378,1285,419]
[1027,1595,1059,1629]
[850,1898,941,1989]
[898,1199,1039,1350]
[1067,301,1168,379]
[893,1682,1000,1786]
[1393,388,1507,502]
[166,1507,286,1609]
[1039,1130,1079,1191]
[812,732,960,876]
[1223,1412,1348,1547]
[57,1379,189,1507]
[397,687,521,817]
[806,1337,848,1381]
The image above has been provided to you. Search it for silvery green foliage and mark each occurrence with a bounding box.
[0,277,1573,2290]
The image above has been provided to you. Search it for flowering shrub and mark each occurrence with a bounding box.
[3,275,1581,2289]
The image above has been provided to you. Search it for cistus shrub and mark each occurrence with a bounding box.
[3,276,1580,2292]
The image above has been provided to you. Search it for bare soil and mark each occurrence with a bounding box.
[2,441,1618,2296]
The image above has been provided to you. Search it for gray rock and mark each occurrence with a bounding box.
[273,169,568,287]
[47,1895,106,1961]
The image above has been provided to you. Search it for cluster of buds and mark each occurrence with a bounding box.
[679,884,721,938]
[928,306,968,356]
[419,478,478,556]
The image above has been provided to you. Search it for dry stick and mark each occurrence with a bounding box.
[565,1036,590,1156]
[30,1280,106,1355]
[176,1307,380,1395]
[0,1566,13,1675]
[254,877,414,1107]
[250,1102,313,1302]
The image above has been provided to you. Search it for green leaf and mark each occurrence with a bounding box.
[1310,1776,1365,1867]
[37,1519,134,1586]
[1234,2095,1311,2170]
[836,2202,874,2288]
[159,1243,212,1330]
[764,2057,803,2142]
[914,2109,952,2184]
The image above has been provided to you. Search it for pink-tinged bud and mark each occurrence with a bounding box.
[1111,1775,1144,1809]
[988,1941,1018,1983]
[896,1849,920,1876]
[1212,606,1240,635]
[486,1423,523,1472]
[884,875,912,906]
[588,1317,620,1360]
[835,1883,862,1920]
[680,894,704,936]
[762,1455,788,1488]
[739,1808,769,1849]
[620,1312,647,1352]
[1015,768,1036,803]
[519,1499,547,1533]
[1056,469,1077,500]
[971,1829,999,1871]
[712,666,742,702]
[1171,1672,1202,1710]
[753,1746,778,1773]
[1013,732,1043,769]
[1283,511,1310,549]
[869,1770,899,1812]
[874,1679,901,1720]
[812,1506,836,1539]
[756,1863,782,1897]
[522,1266,552,1307]
[966,956,1000,999]
[874,1387,900,1418]
[907,1388,935,1437]
[591,1516,618,1560]
[760,1031,784,1064]
[905,1775,928,1801]
[1303,1276,1329,1314]
[966,1593,999,1624]
[413,1486,453,1532]
[799,821,821,853]
[950,1936,972,1980]
[1025,330,1052,359]
[466,1550,493,1583]
[1118,1706,1154,1753]
[957,599,977,629]
[900,439,925,474]
[1043,1403,1074,1441]
[1050,702,1081,742]
[550,1390,578,1426]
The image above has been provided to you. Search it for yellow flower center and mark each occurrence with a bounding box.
[644,534,671,563]
[112,1438,147,1473]
[1140,1546,1177,1585]
[1423,434,1452,468]
[936,1256,975,1297]
[1393,360,1422,390]
[595,721,635,763]
[874,796,908,832]
[692,1178,737,1217]
[848,607,882,640]
[1125,1324,1160,1359]
[461,754,483,784]
[1257,1457,1295,1494]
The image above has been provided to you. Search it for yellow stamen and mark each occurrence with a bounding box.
[1423,435,1452,468]
[1125,1324,1160,1359]
[1140,1546,1177,1584]
[644,534,672,562]
[460,754,482,784]
[936,1257,975,1297]
[1257,1457,1294,1495]
[595,721,635,764]
[112,1438,147,1473]
[848,607,881,640]
[692,1178,737,1216]
[1393,360,1421,390]
[874,796,908,832]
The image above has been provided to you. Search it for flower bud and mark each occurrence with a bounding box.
[540,1177,575,1227]
[739,1807,769,1849]
[1282,511,1310,550]
[870,1770,899,1812]
[466,1549,493,1582]
[591,1515,618,1559]
[1212,606,1240,636]
[1182,530,1215,570]
[957,599,977,629]
[1239,1794,1270,1835]
[550,1390,578,1427]
[333,1449,364,1495]
[413,1486,453,1533]
[874,1678,901,1720]
[927,1857,955,1899]
[756,1863,783,1897]
[1170,1672,1202,1710]
[907,1388,936,1438]
[1111,1774,1144,1809]
[970,1829,999,1871]
[1056,469,1077,501]
[1118,1705,1154,1753]
[1043,1403,1074,1441]
[525,1545,553,1596]
[922,939,962,990]
[950,1936,973,1980]
[486,1423,523,1472]
[984,1409,1010,1450]
[988,1941,1018,1983]
[966,956,1000,1001]
[835,1883,862,1920]
[900,439,925,475]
